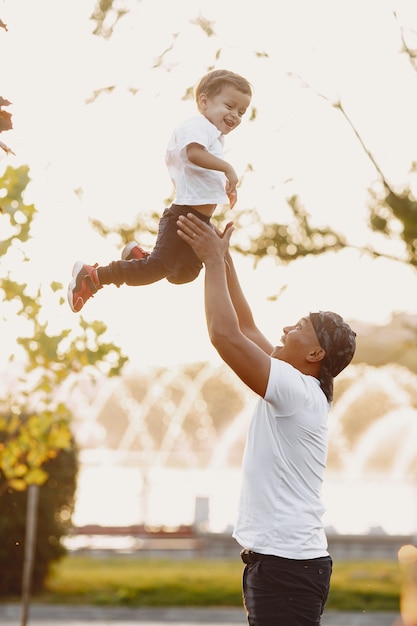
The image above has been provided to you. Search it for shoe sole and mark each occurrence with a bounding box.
[67,261,84,312]
[121,242,138,261]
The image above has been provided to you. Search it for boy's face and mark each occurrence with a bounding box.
[198,85,251,135]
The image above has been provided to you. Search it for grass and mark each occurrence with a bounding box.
[328,560,401,611]
[44,557,242,607]
[4,556,403,612]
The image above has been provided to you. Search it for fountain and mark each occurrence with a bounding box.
[68,361,417,536]
[323,363,417,535]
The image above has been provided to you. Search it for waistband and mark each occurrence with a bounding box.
[240,549,331,565]
[170,204,212,223]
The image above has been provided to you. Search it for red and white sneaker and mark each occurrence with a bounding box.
[67,262,101,312]
[121,242,149,261]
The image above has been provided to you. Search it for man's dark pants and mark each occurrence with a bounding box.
[241,549,332,625]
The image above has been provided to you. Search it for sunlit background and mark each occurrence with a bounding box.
[1,0,417,537]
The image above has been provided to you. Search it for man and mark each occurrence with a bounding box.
[177,213,356,626]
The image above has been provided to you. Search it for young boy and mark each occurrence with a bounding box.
[68,69,252,312]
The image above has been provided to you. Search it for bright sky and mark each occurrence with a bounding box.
[1,0,417,369]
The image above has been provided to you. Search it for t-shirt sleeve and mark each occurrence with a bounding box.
[264,357,310,416]
[173,116,212,153]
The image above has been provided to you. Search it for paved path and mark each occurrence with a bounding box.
[0,604,404,625]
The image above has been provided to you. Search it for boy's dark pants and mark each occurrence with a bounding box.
[107,205,211,287]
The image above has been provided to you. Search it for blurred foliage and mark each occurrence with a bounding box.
[369,184,417,267]
[332,98,417,268]
[0,14,130,595]
[226,195,346,263]
[0,164,34,254]
[353,313,417,374]
[0,410,72,494]
[0,21,15,156]
[0,163,129,591]
[0,442,78,595]
[0,96,13,134]
[367,15,417,266]
[90,0,130,39]
[0,164,126,501]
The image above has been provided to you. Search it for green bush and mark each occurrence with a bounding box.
[0,444,78,595]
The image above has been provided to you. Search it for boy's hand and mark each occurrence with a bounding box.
[227,189,237,209]
[225,165,238,209]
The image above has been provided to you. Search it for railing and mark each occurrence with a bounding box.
[65,525,416,561]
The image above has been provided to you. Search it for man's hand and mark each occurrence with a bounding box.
[177,214,234,264]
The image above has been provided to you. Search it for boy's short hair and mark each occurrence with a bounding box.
[195,69,252,102]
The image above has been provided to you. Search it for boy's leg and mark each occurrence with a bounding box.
[67,254,168,312]
[67,204,209,312]
[110,205,207,287]
[96,206,185,288]
[98,255,168,287]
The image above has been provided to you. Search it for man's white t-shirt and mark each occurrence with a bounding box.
[233,357,330,560]
[165,114,228,206]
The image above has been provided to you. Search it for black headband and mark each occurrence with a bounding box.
[309,311,356,402]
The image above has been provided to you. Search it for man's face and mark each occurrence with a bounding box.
[271,316,323,363]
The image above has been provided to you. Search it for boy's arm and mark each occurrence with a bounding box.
[187,143,238,208]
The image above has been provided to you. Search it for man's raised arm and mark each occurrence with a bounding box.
[176,214,272,397]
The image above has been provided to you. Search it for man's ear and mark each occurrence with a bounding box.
[306,347,326,363]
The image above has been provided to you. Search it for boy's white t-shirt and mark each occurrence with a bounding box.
[233,357,330,560]
[165,114,228,206]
